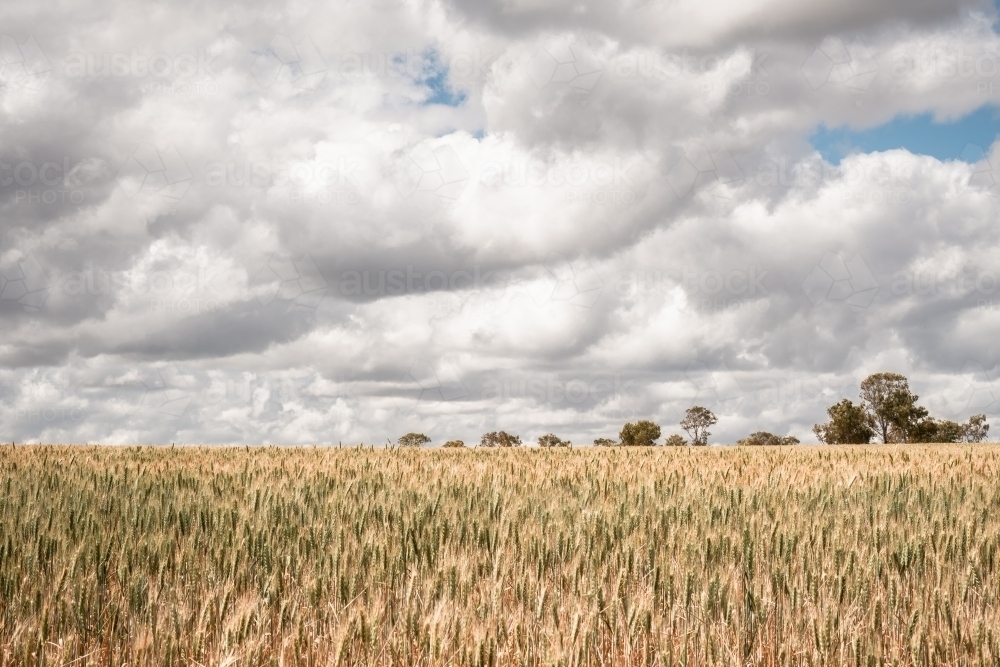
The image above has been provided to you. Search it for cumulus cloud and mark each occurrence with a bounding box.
[1,0,999,444]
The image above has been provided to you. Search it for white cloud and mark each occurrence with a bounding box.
[2,0,999,444]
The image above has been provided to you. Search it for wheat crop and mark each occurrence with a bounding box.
[1,444,998,666]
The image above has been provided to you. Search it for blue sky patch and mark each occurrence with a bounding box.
[810,105,1000,164]
[411,49,467,107]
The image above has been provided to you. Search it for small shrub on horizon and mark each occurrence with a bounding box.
[813,399,873,444]
[442,440,465,448]
[593,437,618,447]
[736,431,799,446]
[663,434,687,447]
[538,433,571,447]
[913,419,963,443]
[397,433,431,447]
[480,431,522,447]
[619,420,661,447]
[906,415,990,443]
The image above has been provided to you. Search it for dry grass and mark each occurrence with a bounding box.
[1,444,999,666]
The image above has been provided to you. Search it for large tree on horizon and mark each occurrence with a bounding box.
[859,372,920,443]
[680,406,717,446]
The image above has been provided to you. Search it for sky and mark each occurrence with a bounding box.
[1,0,1000,445]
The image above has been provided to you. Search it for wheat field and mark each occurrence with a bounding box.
[1,444,998,666]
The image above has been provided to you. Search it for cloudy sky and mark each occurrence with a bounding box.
[2,0,999,445]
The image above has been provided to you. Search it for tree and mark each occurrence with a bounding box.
[663,434,687,447]
[442,439,465,448]
[859,373,921,443]
[890,404,932,443]
[899,416,968,443]
[619,420,661,447]
[813,399,873,444]
[538,433,571,447]
[819,374,988,444]
[930,420,964,443]
[963,414,990,443]
[818,375,989,444]
[480,431,521,447]
[593,437,618,447]
[737,432,799,446]
[905,417,942,443]
[680,407,717,446]
[903,416,987,443]
[397,432,431,447]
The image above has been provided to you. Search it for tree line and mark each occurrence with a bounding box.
[812,372,989,444]
[395,406,724,448]
[394,373,991,447]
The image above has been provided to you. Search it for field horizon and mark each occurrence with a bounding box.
[4,441,995,448]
